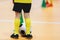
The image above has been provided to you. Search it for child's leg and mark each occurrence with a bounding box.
[24,13,31,35]
[11,3,22,39]
[23,3,32,38]
[11,11,21,39]
[14,12,20,35]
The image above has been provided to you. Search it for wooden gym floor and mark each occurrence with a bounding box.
[0,0,60,40]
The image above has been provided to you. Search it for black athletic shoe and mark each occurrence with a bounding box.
[10,34,19,39]
[20,30,32,38]
[26,34,33,39]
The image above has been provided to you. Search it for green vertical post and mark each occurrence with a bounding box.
[42,0,46,8]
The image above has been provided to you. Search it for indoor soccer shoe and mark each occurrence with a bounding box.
[25,34,33,39]
[20,34,33,39]
[10,34,19,39]
[20,30,33,38]
[20,30,32,37]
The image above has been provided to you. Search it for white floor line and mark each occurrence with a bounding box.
[0,20,60,24]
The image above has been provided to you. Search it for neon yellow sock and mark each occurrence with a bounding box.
[25,18,31,35]
[14,18,20,34]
